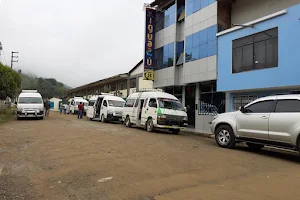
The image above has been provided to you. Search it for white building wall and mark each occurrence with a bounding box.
[155,24,176,49]
[138,77,153,90]
[231,0,300,24]
[130,62,143,76]
[185,2,217,37]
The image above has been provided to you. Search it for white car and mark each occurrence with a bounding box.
[86,94,125,122]
[210,94,300,152]
[122,89,188,134]
[16,90,44,120]
[68,97,88,114]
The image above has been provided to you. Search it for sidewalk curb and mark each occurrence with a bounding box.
[180,130,215,139]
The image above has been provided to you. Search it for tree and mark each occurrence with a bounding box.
[0,62,21,100]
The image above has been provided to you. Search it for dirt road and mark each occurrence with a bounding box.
[1,112,300,200]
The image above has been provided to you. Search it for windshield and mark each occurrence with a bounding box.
[158,98,183,111]
[108,100,125,107]
[19,97,43,104]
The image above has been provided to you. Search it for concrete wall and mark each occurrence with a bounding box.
[185,2,217,37]
[138,77,153,90]
[130,62,143,76]
[231,0,300,24]
[183,55,217,84]
[154,67,176,88]
[155,24,176,49]
[217,4,300,92]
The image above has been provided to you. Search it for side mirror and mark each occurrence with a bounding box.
[15,102,17,105]
[184,107,187,112]
[239,106,245,113]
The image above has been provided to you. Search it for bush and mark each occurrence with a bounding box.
[0,108,15,123]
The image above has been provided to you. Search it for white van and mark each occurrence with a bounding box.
[86,94,125,122]
[122,89,188,134]
[68,97,88,114]
[16,90,44,120]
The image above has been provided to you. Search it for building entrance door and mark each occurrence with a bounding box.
[185,85,195,127]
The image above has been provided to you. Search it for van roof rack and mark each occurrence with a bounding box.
[22,90,38,93]
[132,88,163,93]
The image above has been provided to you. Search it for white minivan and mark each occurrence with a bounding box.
[86,94,125,122]
[122,89,188,134]
[16,90,44,120]
[68,97,88,114]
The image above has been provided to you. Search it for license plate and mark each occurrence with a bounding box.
[172,125,178,128]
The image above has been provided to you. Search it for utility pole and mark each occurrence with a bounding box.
[11,51,19,69]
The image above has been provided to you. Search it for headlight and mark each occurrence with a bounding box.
[107,111,113,114]
[17,108,23,112]
[183,116,188,121]
[158,114,167,120]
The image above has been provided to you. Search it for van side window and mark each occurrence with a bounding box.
[88,100,95,106]
[134,99,139,107]
[103,100,107,107]
[149,98,157,108]
[125,99,135,107]
[144,98,148,107]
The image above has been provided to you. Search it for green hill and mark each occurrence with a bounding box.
[20,73,70,99]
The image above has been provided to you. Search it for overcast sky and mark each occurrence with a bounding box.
[0,0,152,88]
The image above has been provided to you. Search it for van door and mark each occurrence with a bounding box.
[86,100,94,119]
[143,98,158,125]
[141,98,148,125]
[135,99,145,126]
[131,99,139,124]
[101,100,108,118]
[95,97,104,118]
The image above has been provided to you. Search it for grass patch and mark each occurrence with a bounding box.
[0,108,15,123]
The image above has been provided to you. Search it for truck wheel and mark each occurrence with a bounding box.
[215,125,236,149]
[125,116,131,127]
[246,143,264,151]
[146,119,154,132]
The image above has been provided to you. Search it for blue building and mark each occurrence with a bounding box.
[217,1,300,112]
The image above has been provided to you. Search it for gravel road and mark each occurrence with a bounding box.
[1,111,300,200]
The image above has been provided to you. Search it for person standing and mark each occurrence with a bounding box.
[78,102,83,119]
[59,103,64,114]
[45,99,50,117]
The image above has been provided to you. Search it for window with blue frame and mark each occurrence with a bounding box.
[155,4,176,33]
[154,42,175,70]
[186,0,216,17]
[185,25,217,63]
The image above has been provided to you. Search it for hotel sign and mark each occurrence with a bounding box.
[143,8,155,81]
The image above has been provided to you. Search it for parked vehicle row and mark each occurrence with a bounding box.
[210,94,300,153]
[86,89,188,134]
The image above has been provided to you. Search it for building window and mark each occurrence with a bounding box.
[199,82,225,115]
[232,95,258,111]
[232,27,278,73]
[154,42,174,70]
[185,25,217,63]
[176,41,184,63]
[186,0,216,17]
[155,4,176,33]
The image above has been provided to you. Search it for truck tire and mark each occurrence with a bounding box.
[215,125,236,149]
